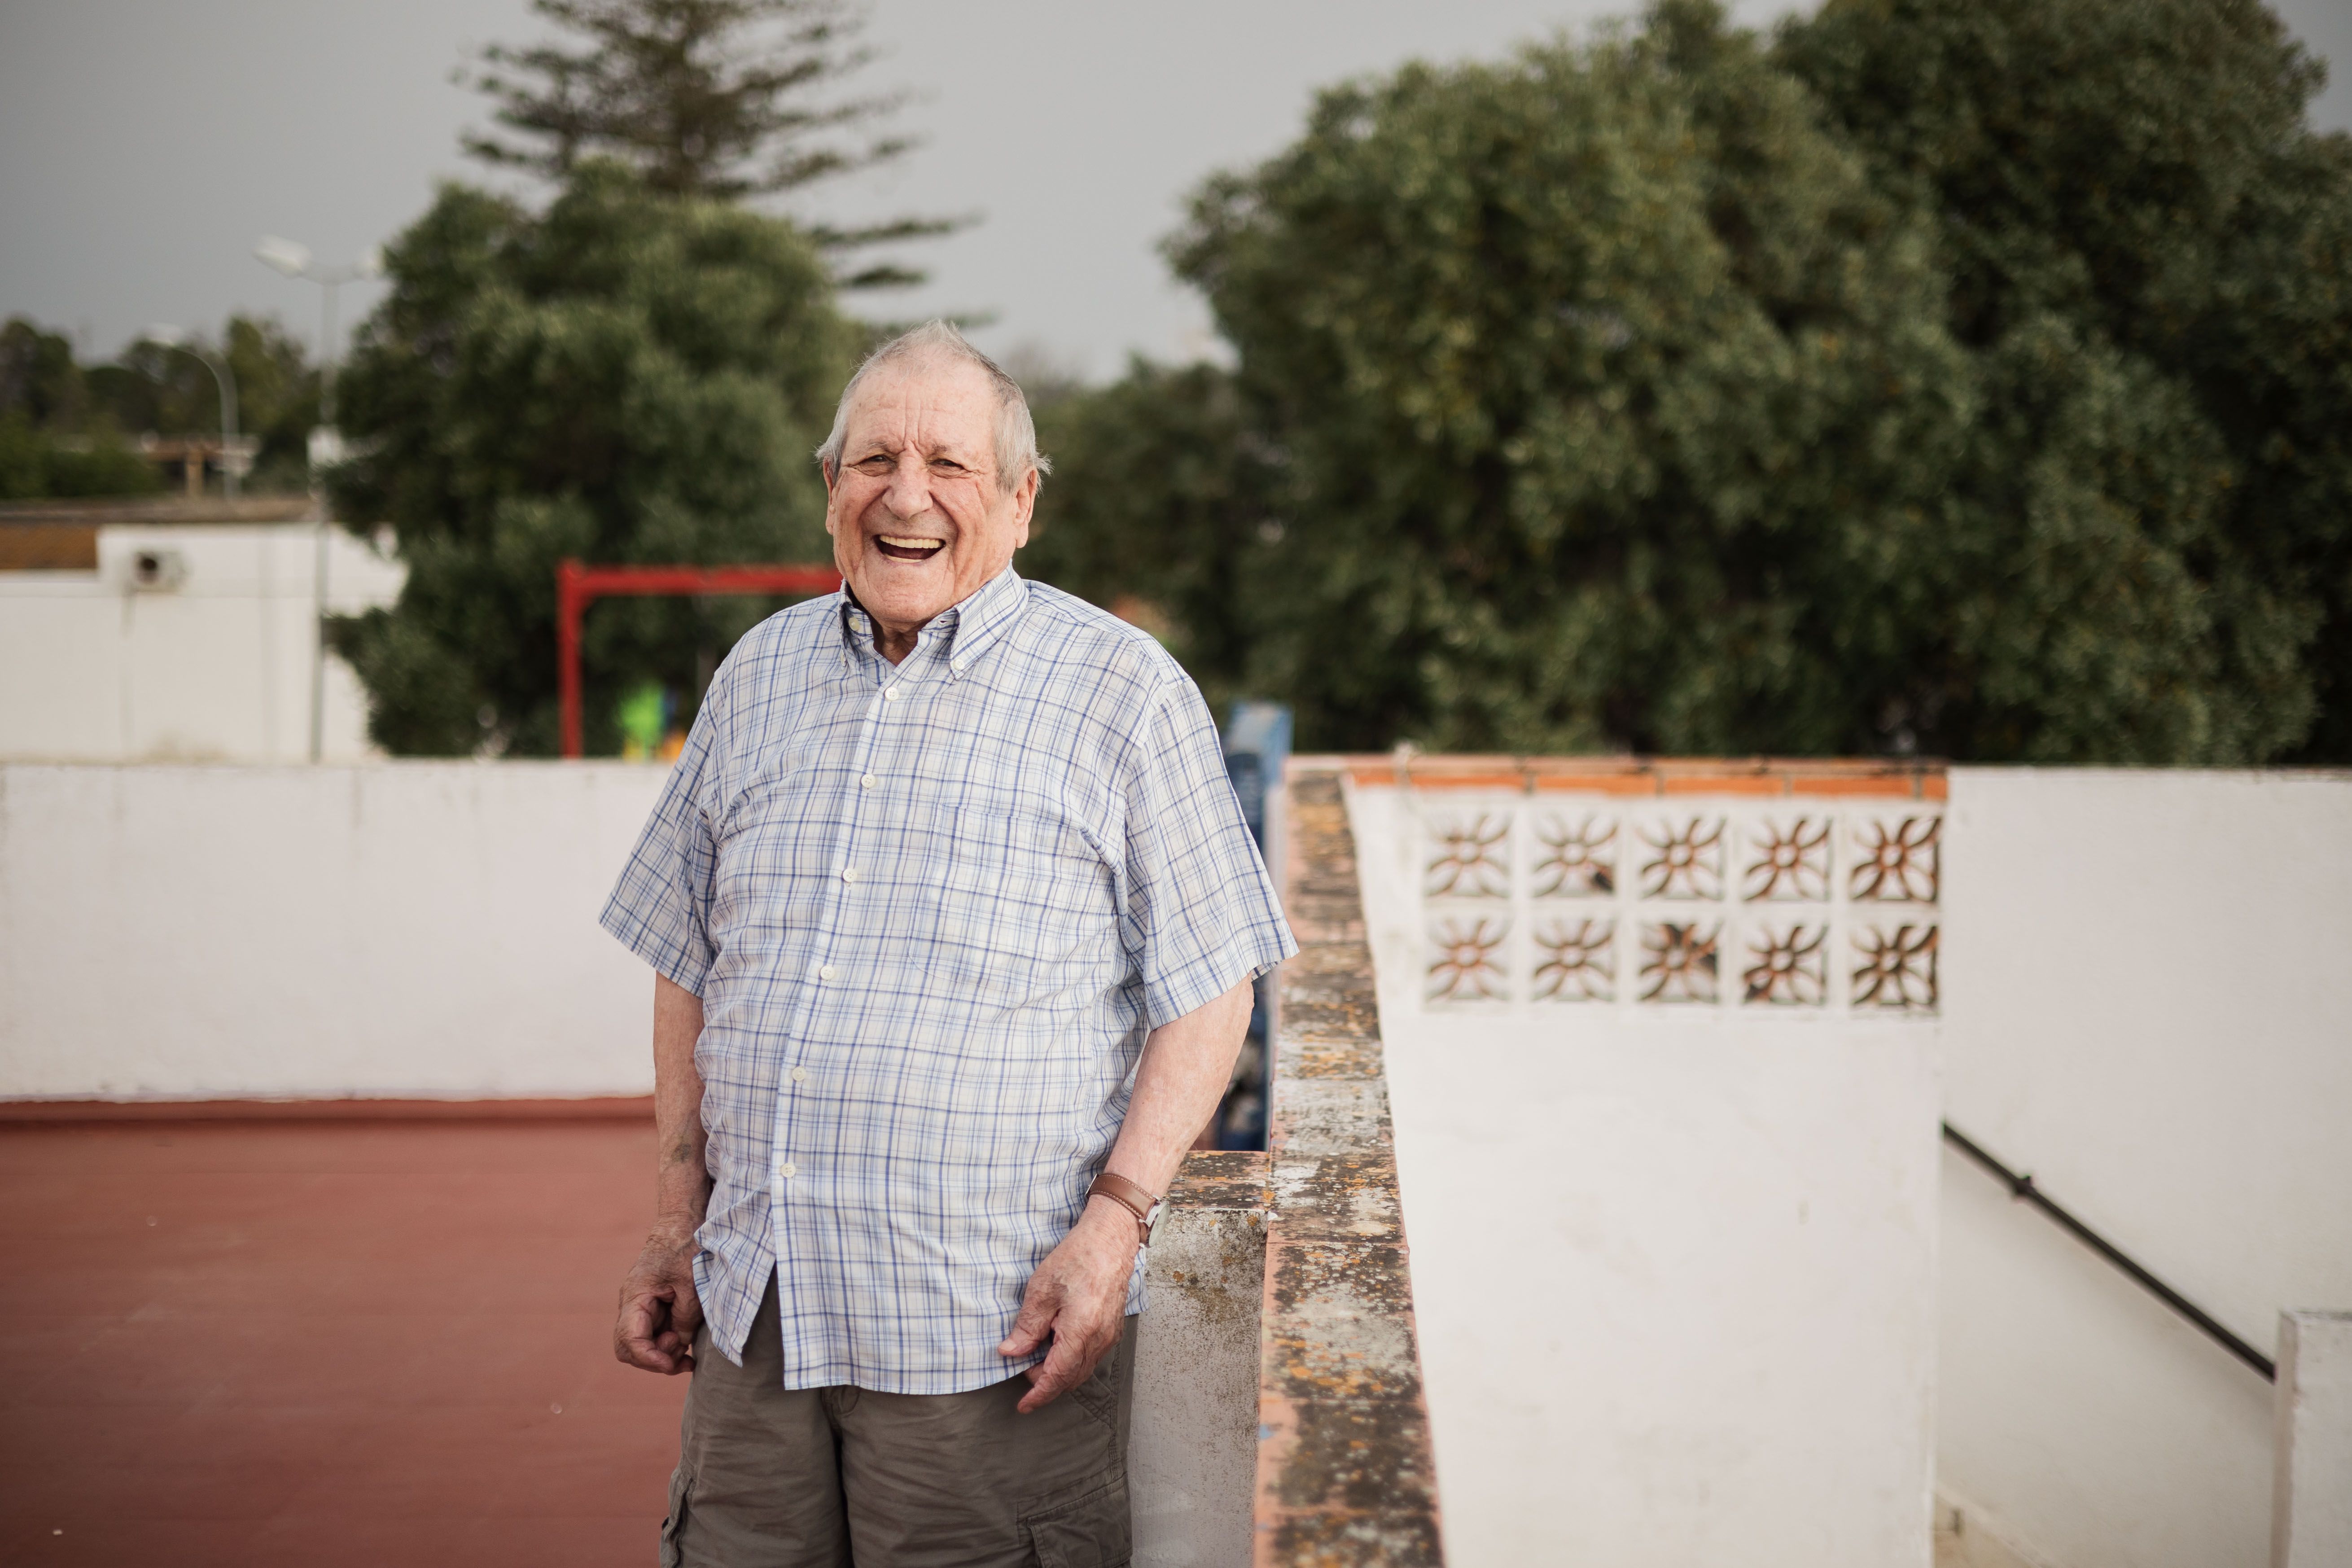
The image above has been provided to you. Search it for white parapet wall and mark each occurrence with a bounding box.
[1938,769,2352,1568]
[1345,760,2352,1568]
[0,762,669,1100]
[1348,764,1944,1568]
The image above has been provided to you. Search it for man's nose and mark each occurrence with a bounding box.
[883,452,932,520]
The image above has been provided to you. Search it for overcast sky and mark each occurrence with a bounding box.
[4,0,2347,383]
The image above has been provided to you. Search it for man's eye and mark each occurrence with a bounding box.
[853,455,893,471]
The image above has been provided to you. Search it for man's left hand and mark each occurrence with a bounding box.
[997,1197,1138,1413]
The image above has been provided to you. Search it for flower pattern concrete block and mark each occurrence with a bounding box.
[1408,759,1944,1016]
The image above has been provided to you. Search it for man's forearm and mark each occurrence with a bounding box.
[1100,977,1255,1204]
[652,973,710,1226]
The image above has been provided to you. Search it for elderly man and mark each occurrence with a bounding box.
[600,320,1293,1567]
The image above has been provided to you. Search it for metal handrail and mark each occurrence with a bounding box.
[1941,1121,2275,1382]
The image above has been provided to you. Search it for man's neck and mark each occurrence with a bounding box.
[872,619,923,666]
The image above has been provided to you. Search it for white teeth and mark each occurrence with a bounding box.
[878,536,943,551]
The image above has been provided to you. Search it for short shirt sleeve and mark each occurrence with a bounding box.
[599,684,726,996]
[1121,678,1298,1029]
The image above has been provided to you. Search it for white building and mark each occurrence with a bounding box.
[0,497,403,762]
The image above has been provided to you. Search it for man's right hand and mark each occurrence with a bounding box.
[615,1217,705,1375]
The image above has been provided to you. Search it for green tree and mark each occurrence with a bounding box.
[327,162,858,755]
[1140,3,1977,755]
[1777,0,2352,758]
[462,0,955,288]
[0,416,162,501]
[89,318,323,492]
[0,317,158,499]
[0,318,91,429]
[1025,360,1282,717]
[1,314,320,499]
[1038,0,2348,762]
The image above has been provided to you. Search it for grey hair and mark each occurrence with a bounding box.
[814,320,1051,492]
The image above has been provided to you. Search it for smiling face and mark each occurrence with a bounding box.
[823,355,1038,661]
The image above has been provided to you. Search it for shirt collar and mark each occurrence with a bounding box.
[837,564,1029,677]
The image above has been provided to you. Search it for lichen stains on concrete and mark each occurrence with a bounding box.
[1264,1507,1446,1568]
[1271,1152,1402,1244]
[1257,1393,1440,1515]
[1279,936,1382,1056]
[1255,762,1445,1567]
[1173,1148,1273,1214]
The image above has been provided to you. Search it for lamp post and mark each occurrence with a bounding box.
[141,326,241,499]
[254,234,382,763]
[253,235,381,431]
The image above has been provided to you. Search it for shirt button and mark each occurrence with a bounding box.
[818,964,836,981]
[779,1161,798,1178]
[860,773,876,789]
[883,686,899,702]
[791,1066,809,1084]
[839,867,857,884]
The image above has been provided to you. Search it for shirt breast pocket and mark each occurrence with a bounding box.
[925,785,1118,1016]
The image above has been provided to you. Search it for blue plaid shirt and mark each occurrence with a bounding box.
[600,567,1294,1393]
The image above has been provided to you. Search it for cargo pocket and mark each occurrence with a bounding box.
[1020,1469,1131,1568]
[657,1464,693,1568]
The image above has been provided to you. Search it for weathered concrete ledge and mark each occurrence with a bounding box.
[1134,1150,1272,1568]
[1255,762,1444,1566]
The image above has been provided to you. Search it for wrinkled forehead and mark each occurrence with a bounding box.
[841,355,999,463]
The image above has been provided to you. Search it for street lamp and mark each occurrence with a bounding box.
[253,235,382,433]
[141,325,242,499]
[253,235,382,764]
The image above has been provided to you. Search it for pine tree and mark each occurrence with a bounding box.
[461,0,956,287]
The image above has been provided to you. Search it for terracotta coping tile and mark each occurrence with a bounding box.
[1402,770,1526,792]
[1660,775,1785,796]
[1305,753,1949,802]
[1529,772,1662,796]
[1788,775,1938,797]
[1652,760,1774,776]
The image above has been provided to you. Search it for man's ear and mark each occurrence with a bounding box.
[1010,465,1040,547]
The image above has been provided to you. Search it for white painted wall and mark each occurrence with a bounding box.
[0,762,667,1100]
[2274,1310,2352,1568]
[1937,769,2352,1568]
[0,522,402,762]
[1349,782,1941,1568]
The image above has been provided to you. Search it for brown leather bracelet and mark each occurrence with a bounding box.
[1087,1172,1161,1248]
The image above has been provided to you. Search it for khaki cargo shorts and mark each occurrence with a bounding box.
[660,1280,1135,1568]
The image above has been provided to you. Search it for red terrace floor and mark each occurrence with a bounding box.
[0,1117,685,1567]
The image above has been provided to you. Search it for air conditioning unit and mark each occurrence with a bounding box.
[128,547,188,591]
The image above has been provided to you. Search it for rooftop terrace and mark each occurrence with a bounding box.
[0,1111,680,1565]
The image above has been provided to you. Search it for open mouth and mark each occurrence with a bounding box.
[875,534,946,562]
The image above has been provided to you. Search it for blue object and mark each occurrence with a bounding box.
[1218,701,1292,1150]
[1221,701,1293,850]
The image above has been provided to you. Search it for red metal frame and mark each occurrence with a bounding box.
[557,558,840,758]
